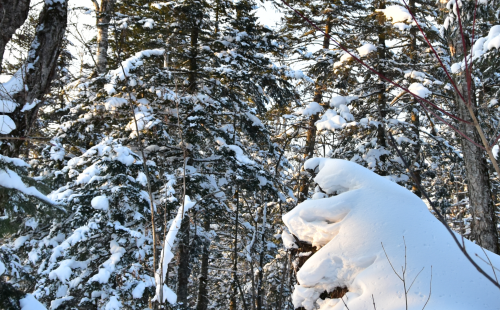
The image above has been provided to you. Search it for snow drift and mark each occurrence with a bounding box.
[283,158,500,310]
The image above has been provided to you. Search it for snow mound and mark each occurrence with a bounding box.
[408,83,432,98]
[376,5,412,23]
[315,110,346,131]
[91,195,109,211]
[284,158,500,310]
[296,102,323,117]
[357,43,377,57]
[0,115,16,134]
[20,294,47,310]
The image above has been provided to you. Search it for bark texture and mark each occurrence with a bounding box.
[456,85,498,253]
[375,0,388,175]
[297,16,331,203]
[0,0,31,73]
[176,215,191,308]
[196,216,210,310]
[1,0,68,156]
[450,26,499,253]
[94,0,114,73]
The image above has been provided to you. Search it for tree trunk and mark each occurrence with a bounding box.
[176,215,191,308]
[409,0,422,197]
[375,0,388,175]
[450,25,499,253]
[256,202,267,310]
[0,0,31,73]
[1,0,67,157]
[196,216,210,310]
[229,190,239,310]
[297,16,331,203]
[94,0,114,73]
[456,85,498,253]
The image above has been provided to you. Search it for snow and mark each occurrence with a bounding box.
[0,69,25,96]
[0,99,17,112]
[109,49,165,81]
[216,137,255,165]
[296,102,323,117]
[50,225,95,262]
[89,241,125,284]
[284,158,500,310]
[154,196,197,304]
[50,296,73,309]
[104,97,128,110]
[315,110,346,131]
[0,168,54,204]
[20,100,38,112]
[451,63,462,73]
[0,115,16,134]
[0,154,30,167]
[330,96,347,108]
[132,282,146,298]
[105,296,122,310]
[458,25,500,70]
[376,5,413,23]
[49,259,74,283]
[20,294,47,310]
[0,258,5,275]
[493,145,499,159]
[408,83,432,98]
[357,43,377,57]
[282,229,298,249]
[136,172,147,186]
[91,195,109,211]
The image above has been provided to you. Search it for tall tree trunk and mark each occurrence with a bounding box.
[229,190,239,310]
[1,0,67,157]
[256,203,266,310]
[451,31,499,253]
[196,216,210,310]
[297,16,331,203]
[456,84,498,253]
[0,0,31,73]
[93,0,114,73]
[409,0,422,197]
[375,0,388,175]
[176,215,191,308]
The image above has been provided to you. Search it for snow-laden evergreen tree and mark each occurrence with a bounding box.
[11,138,160,309]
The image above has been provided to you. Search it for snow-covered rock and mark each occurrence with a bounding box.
[284,158,500,310]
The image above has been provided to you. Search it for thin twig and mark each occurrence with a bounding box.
[381,242,403,281]
[421,266,432,310]
[340,296,350,310]
[479,247,499,283]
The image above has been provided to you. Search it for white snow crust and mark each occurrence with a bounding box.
[0,168,54,204]
[408,83,432,98]
[20,294,47,310]
[315,110,346,131]
[357,43,377,57]
[376,5,412,23]
[284,158,500,310]
[91,195,109,211]
[0,99,17,113]
[89,241,125,284]
[0,115,16,134]
[154,196,197,304]
[296,102,323,117]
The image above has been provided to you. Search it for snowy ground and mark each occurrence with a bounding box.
[283,158,500,310]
